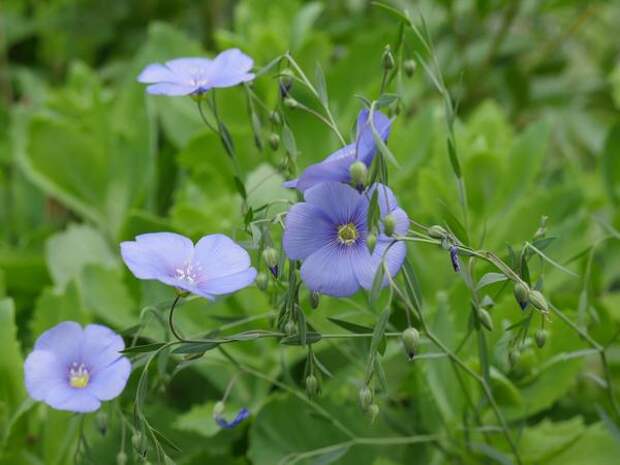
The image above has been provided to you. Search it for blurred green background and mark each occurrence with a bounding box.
[1,0,620,464]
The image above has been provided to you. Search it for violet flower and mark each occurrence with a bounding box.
[137,48,254,96]
[24,322,131,413]
[283,109,392,192]
[283,182,408,297]
[121,233,257,300]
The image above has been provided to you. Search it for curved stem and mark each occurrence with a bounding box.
[168,294,187,343]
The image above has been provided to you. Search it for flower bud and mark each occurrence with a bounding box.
[305,374,318,397]
[269,133,280,151]
[270,110,282,126]
[310,291,320,309]
[256,272,269,291]
[367,232,377,251]
[368,403,380,422]
[284,97,298,109]
[403,59,417,77]
[401,327,420,360]
[349,161,368,188]
[279,70,293,97]
[383,214,396,237]
[535,329,548,348]
[359,385,373,410]
[116,452,128,465]
[285,320,296,336]
[528,290,548,313]
[509,348,521,367]
[382,45,395,70]
[213,401,225,417]
[262,247,278,269]
[427,225,447,239]
[478,308,493,332]
[513,282,529,310]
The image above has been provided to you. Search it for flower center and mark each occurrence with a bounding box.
[175,262,202,284]
[337,223,359,246]
[69,363,90,389]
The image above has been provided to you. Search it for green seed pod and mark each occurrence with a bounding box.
[305,374,318,397]
[382,45,395,70]
[349,161,368,188]
[116,452,128,465]
[509,348,521,367]
[270,110,282,126]
[401,327,420,360]
[427,225,447,239]
[213,401,225,417]
[269,133,280,151]
[514,282,529,310]
[535,329,548,348]
[359,385,373,410]
[403,59,417,77]
[367,232,377,251]
[285,320,297,336]
[131,432,143,452]
[310,291,320,309]
[478,308,494,332]
[256,272,269,291]
[284,97,298,109]
[383,214,396,237]
[262,247,279,269]
[528,290,549,313]
[368,403,380,422]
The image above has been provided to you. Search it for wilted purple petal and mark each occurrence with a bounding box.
[215,407,250,429]
[283,203,335,260]
[450,245,461,272]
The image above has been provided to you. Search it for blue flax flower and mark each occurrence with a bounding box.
[137,48,254,96]
[215,407,250,429]
[24,322,131,413]
[283,182,409,297]
[121,233,257,299]
[284,109,392,192]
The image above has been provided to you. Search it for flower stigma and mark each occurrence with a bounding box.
[69,362,90,389]
[337,223,359,246]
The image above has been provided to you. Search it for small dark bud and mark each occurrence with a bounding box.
[403,59,417,77]
[401,327,420,360]
[428,225,447,239]
[368,403,380,422]
[382,45,395,70]
[449,245,461,272]
[305,374,318,397]
[528,290,548,313]
[349,161,368,188]
[509,348,521,367]
[284,320,296,336]
[478,308,493,331]
[256,272,269,291]
[383,214,396,237]
[279,70,293,97]
[284,97,298,109]
[270,110,282,126]
[310,291,320,309]
[95,411,108,435]
[367,233,377,251]
[513,282,529,310]
[262,247,279,269]
[268,133,280,151]
[535,329,548,348]
[359,385,373,410]
[116,452,128,465]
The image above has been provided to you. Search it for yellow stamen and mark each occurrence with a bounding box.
[337,223,359,246]
[69,363,90,389]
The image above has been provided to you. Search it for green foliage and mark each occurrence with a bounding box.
[2,0,620,464]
